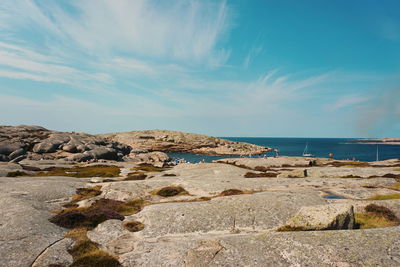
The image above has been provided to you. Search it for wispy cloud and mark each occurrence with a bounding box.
[326,94,370,111]
[8,0,232,65]
[243,44,264,69]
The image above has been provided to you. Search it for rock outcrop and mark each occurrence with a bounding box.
[100,130,270,156]
[0,125,131,162]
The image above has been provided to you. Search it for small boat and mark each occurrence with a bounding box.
[303,142,313,157]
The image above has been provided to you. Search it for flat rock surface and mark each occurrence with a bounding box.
[0,176,86,267]
[119,227,400,266]
[2,156,400,266]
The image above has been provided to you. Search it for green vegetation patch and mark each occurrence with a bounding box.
[152,186,188,197]
[367,193,400,200]
[355,204,400,229]
[7,165,121,178]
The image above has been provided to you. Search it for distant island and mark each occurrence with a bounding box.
[347,138,400,145]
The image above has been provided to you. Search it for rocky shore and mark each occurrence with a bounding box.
[1,126,400,266]
[100,129,270,156]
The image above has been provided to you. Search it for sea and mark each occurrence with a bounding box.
[167,137,400,163]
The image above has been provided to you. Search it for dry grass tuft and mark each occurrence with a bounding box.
[328,161,370,167]
[355,204,400,229]
[366,193,400,200]
[65,227,121,267]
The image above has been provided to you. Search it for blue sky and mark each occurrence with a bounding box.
[0,0,399,137]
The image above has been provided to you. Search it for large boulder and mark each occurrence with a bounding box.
[279,204,355,231]
[33,140,62,153]
[0,141,24,155]
[127,151,169,165]
[84,147,119,161]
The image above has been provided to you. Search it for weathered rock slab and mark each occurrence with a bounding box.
[281,203,355,231]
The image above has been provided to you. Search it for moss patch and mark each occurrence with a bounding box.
[6,170,29,177]
[355,204,400,229]
[382,173,400,179]
[131,163,167,173]
[152,186,188,197]
[254,166,270,172]
[162,173,177,177]
[366,193,400,200]
[8,165,121,178]
[340,174,362,178]
[244,172,277,178]
[276,225,306,232]
[124,173,147,181]
[49,198,144,229]
[220,189,244,196]
[123,221,145,232]
[72,186,102,202]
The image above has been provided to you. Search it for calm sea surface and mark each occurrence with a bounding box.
[167,137,400,163]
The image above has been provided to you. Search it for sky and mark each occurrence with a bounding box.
[0,0,399,138]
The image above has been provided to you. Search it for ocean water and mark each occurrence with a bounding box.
[167,137,400,163]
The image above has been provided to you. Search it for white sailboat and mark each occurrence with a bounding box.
[303,142,313,157]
